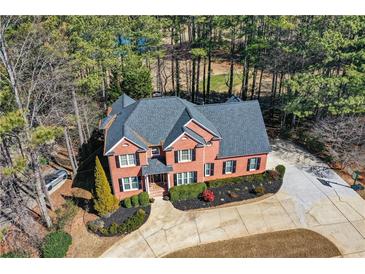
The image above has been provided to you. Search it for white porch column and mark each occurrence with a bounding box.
[167,173,171,189]
[145,175,150,193]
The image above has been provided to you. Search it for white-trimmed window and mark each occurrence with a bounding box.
[118,154,136,167]
[247,157,260,171]
[119,177,139,192]
[204,163,214,177]
[175,172,196,186]
[223,160,236,174]
[151,147,160,157]
[177,149,193,162]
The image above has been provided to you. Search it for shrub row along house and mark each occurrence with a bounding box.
[100,94,271,199]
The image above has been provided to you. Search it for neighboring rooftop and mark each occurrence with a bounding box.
[103,94,271,157]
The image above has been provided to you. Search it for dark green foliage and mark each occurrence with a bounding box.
[123,197,132,208]
[206,177,242,188]
[0,250,28,258]
[169,183,207,202]
[275,165,286,178]
[41,231,72,258]
[131,195,139,207]
[121,54,152,99]
[267,170,281,181]
[138,192,150,207]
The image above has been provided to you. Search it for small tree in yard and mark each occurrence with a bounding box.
[93,156,119,216]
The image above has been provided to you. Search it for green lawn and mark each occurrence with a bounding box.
[199,74,242,93]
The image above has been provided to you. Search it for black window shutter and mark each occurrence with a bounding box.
[192,149,196,161]
[115,156,120,168]
[256,157,261,170]
[138,176,142,189]
[247,159,251,171]
[210,163,214,176]
[232,161,236,173]
[173,174,177,185]
[193,171,197,182]
[135,153,140,166]
[118,178,123,192]
[174,151,179,163]
[223,162,226,174]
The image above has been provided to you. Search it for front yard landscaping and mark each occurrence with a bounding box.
[170,165,285,211]
[87,193,152,237]
[164,228,341,258]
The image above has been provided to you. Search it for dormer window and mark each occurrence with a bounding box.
[151,146,160,157]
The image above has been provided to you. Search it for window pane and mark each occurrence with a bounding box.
[128,154,136,165]
[123,178,131,190]
[249,158,257,170]
[131,177,139,189]
[120,155,128,166]
[225,161,233,173]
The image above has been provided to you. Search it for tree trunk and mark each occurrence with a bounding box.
[250,67,257,100]
[175,57,180,96]
[64,127,77,177]
[71,88,85,145]
[228,29,235,97]
[196,57,201,100]
[191,59,196,102]
[202,58,207,103]
[206,17,213,101]
[257,69,264,100]
[0,31,53,227]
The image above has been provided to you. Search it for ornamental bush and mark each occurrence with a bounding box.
[138,192,150,207]
[41,231,72,258]
[169,183,207,202]
[202,189,215,202]
[131,195,139,207]
[93,156,119,216]
[206,177,242,188]
[275,165,286,178]
[123,197,132,208]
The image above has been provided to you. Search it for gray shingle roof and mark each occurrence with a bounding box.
[110,93,136,115]
[226,95,242,103]
[104,95,270,157]
[141,158,173,176]
[197,100,271,157]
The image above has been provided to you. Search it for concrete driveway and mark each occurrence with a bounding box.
[101,139,365,258]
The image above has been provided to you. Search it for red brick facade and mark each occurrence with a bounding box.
[106,120,268,200]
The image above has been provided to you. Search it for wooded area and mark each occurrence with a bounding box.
[0,16,364,253]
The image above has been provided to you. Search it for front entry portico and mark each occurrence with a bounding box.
[142,157,173,197]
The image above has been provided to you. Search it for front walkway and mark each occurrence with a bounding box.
[101,139,365,258]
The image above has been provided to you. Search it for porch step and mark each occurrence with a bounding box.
[149,186,166,197]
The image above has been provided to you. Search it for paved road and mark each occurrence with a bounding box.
[101,140,365,258]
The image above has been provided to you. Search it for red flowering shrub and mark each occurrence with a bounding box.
[202,189,215,202]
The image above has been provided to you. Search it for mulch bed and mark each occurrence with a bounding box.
[101,205,151,227]
[88,205,151,237]
[172,179,282,211]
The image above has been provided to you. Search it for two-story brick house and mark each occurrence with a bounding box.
[100,94,271,199]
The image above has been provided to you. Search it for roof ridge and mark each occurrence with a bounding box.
[196,100,259,108]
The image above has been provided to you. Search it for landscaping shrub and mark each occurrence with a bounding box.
[267,170,280,181]
[41,231,72,258]
[207,177,242,188]
[275,165,286,178]
[169,183,207,202]
[202,189,215,202]
[138,192,150,207]
[93,156,119,216]
[254,186,266,196]
[55,199,78,230]
[0,250,28,258]
[131,195,140,207]
[123,197,132,208]
[109,223,118,235]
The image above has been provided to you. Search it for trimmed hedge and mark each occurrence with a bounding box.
[41,231,72,258]
[169,183,207,202]
[123,197,132,208]
[206,177,242,188]
[138,192,150,207]
[131,195,139,207]
[275,165,286,178]
[207,173,269,188]
[88,209,146,236]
